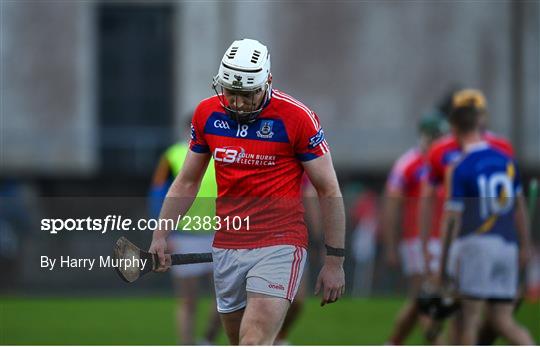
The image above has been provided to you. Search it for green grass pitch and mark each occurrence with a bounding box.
[1,297,538,345]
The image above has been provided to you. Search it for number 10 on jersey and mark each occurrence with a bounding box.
[477,173,515,218]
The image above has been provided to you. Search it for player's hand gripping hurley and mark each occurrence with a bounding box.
[112,236,212,283]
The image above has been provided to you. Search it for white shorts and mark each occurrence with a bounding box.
[450,234,518,300]
[399,237,441,275]
[212,245,306,313]
[170,233,214,278]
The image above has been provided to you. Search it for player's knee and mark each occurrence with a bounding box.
[239,337,260,345]
[239,333,270,345]
[491,314,515,333]
[239,327,273,346]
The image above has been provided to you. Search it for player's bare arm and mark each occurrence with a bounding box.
[438,165,460,285]
[514,193,532,268]
[303,178,324,257]
[302,152,346,306]
[382,187,403,268]
[438,208,461,286]
[149,150,211,271]
[418,180,435,273]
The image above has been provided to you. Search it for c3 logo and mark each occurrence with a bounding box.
[213,146,244,164]
[214,120,231,130]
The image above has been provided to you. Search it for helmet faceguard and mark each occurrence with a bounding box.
[212,39,271,124]
[212,77,271,124]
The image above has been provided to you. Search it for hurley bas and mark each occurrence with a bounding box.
[40,255,147,271]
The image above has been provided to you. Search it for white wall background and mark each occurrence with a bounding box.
[2,0,538,175]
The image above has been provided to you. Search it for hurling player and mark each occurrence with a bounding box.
[149,38,345,345]
[438,91,534,345]
[383,112,446,345]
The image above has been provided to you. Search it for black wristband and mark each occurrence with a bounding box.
[325,244,345,257]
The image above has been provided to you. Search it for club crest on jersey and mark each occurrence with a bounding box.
[308,129,325,149]
[256,120,274,139]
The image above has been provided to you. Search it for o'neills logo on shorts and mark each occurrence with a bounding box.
[268,283,285,291]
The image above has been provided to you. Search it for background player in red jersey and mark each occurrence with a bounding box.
[383,112,447,345]
[149,38,345,345]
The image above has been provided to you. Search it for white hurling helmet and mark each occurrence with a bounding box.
[212,38,271,124]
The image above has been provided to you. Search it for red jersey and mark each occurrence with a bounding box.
[425,131,514,237]
[386,147,438,239]
[189,90,329,249]
[426,132,514,186]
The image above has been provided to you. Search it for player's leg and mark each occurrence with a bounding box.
[485,301,534,345]
[173,276,198,344]
[459,298,485,344]
[458,236,519,345]
[482,240,533,345]
[477,295,524,345]
[388,299,421,344]
[202,272,223,344]
[170,234,203,344]
[444,238,463,345]
[447,307,463,345]
[172,234,218,344]
[239,293,290,345]
[212,247,249,345]
[213,245,306,345]
[220,308,245,345]
[420,238,446,345]
[477,250,527,345]
[241,245,306,345]
[275,269,307,344]
[477,314,498,345]
[478,179,538,345]
[387,239,424,344]
[418,311,444,345]
[453,235,489,344]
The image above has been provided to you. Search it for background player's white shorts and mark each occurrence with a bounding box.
[399,237,441,275]
[170,233,214,278]
[450,234,518,299]
[212,245,306,313]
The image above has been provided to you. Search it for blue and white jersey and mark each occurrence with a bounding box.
[446,142,521,243]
